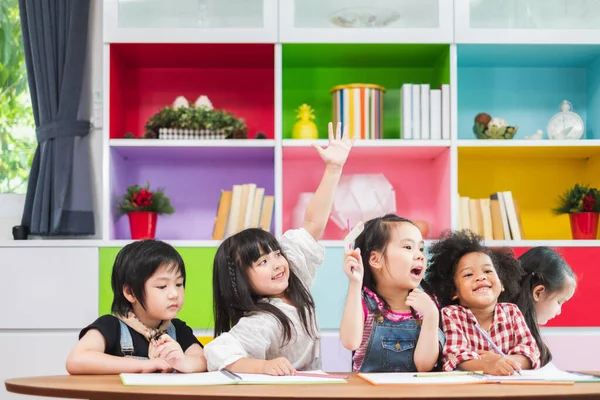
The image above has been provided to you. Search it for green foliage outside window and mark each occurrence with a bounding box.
[0,0,36,194]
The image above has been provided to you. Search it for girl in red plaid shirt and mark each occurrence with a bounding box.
[425,230,541,376]
[339,214,445,373]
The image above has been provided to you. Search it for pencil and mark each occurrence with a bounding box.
[414,371,484,378]
[474,324,522,375]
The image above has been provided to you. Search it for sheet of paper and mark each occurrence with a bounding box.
[238,370,346,384]
[359,364,600,386]
[120,370,347,386]
[358,372,483,385]
[516,363,600,382]
[120,372,233,386]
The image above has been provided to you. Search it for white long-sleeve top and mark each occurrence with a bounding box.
[205,228,325,372]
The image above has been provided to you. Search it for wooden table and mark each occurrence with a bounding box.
[6,373,600,400]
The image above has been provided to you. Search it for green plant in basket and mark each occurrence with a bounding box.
[473,113,518,140]
[144,105,248,138]
[552,183,600,215]
[117,182,175,216]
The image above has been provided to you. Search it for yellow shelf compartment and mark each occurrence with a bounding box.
[458,145,600,241]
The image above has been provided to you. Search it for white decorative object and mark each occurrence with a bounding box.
[195,95,214,110]
[173,96,189,109]
[329,7,400,28]
[547,100,585,140]
[525,129,544,140]
[158,128,226,140]
[330,174,396,230]
[488,117,508,130]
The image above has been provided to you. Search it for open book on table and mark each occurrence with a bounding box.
[359,363,600,386]
[120,370,347,386]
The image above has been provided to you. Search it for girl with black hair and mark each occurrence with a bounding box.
[66,240,205,374]
[339,214,445,373]
[425,230,540,376]
[513,247,577,367]
[204,122,353,376]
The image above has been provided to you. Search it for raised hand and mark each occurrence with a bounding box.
[312,122,353,169]
[343,249,363,285]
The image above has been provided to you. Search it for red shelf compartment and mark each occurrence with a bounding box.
[109,43,275,139]
[510,246,600,327]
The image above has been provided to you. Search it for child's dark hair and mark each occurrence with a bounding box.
[212,228,317,345]
[424,230,523,308]
[513,247,576,366]
[354,214,423,321]
[111,240,186,316]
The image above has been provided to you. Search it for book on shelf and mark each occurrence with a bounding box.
[212,183,274,240]
[458,191,524,241]
[400,83,450,140]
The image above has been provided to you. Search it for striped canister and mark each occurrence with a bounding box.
[330,83,386,140]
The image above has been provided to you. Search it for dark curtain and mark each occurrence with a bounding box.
[18,0,95,236]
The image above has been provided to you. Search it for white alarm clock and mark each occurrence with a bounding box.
[547,100,585,140]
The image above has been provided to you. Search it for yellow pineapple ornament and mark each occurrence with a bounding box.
[292,104,318,140]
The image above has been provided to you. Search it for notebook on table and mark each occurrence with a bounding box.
[120,370,347,386]
[359,363,600,386]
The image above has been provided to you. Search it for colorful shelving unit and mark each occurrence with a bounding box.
[97,0,600,371]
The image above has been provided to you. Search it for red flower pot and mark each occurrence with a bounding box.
[569,212,599,240]
[128,212,158,240]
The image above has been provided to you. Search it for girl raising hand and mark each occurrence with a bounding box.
[340,214,444,373]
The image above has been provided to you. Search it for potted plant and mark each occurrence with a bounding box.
[552,183,600,240]
[117,183,174,240]
[144,103,248,140]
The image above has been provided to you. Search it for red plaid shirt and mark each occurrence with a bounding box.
[441,303,540,372]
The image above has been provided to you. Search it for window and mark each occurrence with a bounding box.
[0,0,36,194]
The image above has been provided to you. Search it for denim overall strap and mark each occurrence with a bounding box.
[119,320,147,360]
[166,323,177,341]
[359,293,421,373]
[119,321,178,361]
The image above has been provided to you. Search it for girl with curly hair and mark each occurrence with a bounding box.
[425,230,540,376]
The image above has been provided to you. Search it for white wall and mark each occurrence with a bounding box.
[0,247,99,399]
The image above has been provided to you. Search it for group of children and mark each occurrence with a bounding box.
[65,122,577,377]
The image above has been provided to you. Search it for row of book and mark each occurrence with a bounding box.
[400,83,451,140]
[458,191,525,241]
[212,183,275,240]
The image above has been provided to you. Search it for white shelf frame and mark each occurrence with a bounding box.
[109,139,276,148]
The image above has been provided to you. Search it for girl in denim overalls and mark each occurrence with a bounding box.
[66,240,206,374]
[339,214,445,372]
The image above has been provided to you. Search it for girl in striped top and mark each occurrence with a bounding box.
[339,214,445,372]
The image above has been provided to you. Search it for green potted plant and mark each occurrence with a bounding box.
[117,183,174,240]
[552,183,600,240]
[144,105,248,140]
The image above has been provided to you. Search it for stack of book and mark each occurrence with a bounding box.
[458,191,525,240]
[212,183,275,240]
[400,83,451,140]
